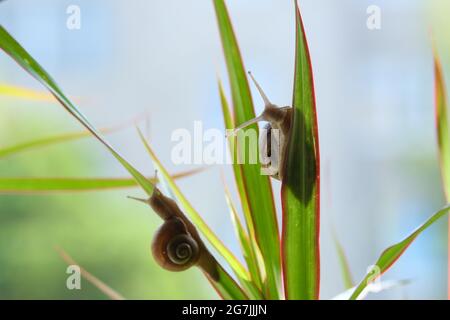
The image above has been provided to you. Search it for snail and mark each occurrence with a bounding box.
[227,72,292,180]
[130,188,218,279]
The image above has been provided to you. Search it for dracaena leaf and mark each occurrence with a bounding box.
[433,46,450,300]
[281,1,320,300]
[434,48,450,200]
[223,181,263,298]
[213,0,281,299]
[219,80,264,291]
[0,169,202,194]
[350,205,450,300]
[333,231,354,290]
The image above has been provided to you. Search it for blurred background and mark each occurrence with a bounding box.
[0,0,449,299]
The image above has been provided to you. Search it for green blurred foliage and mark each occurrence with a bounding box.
[0,99,215,299]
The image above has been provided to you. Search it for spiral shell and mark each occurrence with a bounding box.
[151,217,200,272]
[167,234,199,266]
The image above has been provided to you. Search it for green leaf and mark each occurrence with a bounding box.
[433,49,450,299]
[434,49,450,200]
[281,2,320,300]
[0,123,130,159]
[206,264,249,300]
[0,169,202,194]
[219,80,264,291]
[349,205,450,300]
[0,131,93,159]
[135,129,251,284]
[213,0,281,299]
[0,177,140,193]
[223,182,263,299]
[332,231,354,289]
[0,25,154,196]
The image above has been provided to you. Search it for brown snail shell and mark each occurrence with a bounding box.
[151,216,200,272]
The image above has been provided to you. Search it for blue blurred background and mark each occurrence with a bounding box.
[0,0,449,299]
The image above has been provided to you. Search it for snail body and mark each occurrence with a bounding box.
[228,72,292,180]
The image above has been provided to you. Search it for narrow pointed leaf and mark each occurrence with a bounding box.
[223,182,263,298]
[219,81,264,291]
[434,50,450,199]
[281,2,320,300]
[0,169,202,194]
[0,123,129,159]
[223,184,257,282]
[213,0,281,299]
[433,49,450,299]
[0,25,154,196]
[0,131,94,159]
[333,231,354,289]
[350,205,450,300]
